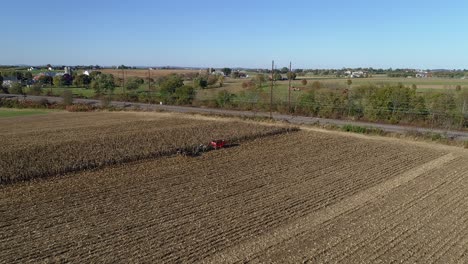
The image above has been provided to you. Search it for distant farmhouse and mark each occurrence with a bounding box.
[32,72,63,82]
[345,70,368,78]
[415,71,431,78]
[1,66,75,88]
[64,66,72,75]
[2,76,18,87]
[211,70,225,76]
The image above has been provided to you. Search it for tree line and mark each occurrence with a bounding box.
[240,83,467,129]
[2,70,467,130]
[194,82,467,130]
[334,84,466,128]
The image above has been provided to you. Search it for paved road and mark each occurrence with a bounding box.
[2,93,468,141]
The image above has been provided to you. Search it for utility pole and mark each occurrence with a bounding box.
[348,86,352,117]
[270,60,274,119]
[288,61,292,113]
[121,68,125,94]
[462,99,467,128]
[148,68,151,92]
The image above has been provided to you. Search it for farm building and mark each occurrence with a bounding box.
[1,76,19,87]
[416,71,431,78]
[32,72,61,82]
[212,70,225,76]
[347,71,368,78]
[64,66,72,75]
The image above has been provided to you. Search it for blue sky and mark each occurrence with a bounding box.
[2,0,468,69]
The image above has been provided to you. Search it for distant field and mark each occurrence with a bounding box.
[0,108,48,118]
[295,75,468,89]
[196,75,468,102]
[11,70,467,102]
[101,69,201,79]
[27,87,96,98]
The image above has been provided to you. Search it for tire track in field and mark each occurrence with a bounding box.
[399,211,468,264]
[381,174,468,263]
[0,132,449,263]
[37,145,417,263]
[155,149,434,262]
[341,159,468,263]
[202,153,456,264]
[319,161,468,263]
[1,145,438,261]
[361,178,468,263]
[258,157,468,264]
[299,163,467,263]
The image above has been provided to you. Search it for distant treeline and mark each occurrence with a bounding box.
[253,68,468,78]
[387,70,468,78]
[294,84,467,129]
[202,83,468,130]
[2,65,468,79]
[431,71,467,78]
[1,70,467,130]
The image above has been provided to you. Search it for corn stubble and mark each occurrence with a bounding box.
[0,117,297,183]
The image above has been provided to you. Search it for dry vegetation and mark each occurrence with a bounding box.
[2,111,468,263]
[100,69,200,79]
[0,112,296,183]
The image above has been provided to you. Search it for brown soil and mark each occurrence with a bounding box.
[2,126,465,263]
[0,112,294,183]
[251,155,468,263]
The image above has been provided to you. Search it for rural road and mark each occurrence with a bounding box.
[2,93,468,141]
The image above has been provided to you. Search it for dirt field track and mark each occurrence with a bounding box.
[1,112,468,263]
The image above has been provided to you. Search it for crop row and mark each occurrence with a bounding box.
[0,117,297,183]
[0,130,446,263]
[253,157,468,263]
[0,111,160,135]
[158,143,441,263]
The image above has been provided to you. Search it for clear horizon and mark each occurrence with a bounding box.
[2,0,468,69]
[4,64,467,71]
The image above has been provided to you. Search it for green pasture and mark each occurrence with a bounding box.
[0,108,49,118]
[20,84,153,99]
[198,75,468,100]
[296,76,468,89]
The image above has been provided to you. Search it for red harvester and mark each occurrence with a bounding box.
[209,140,226,149]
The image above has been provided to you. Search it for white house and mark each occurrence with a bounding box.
[64,66,72,75]
[416,71,429,78]
[2,76,19,87]
[350,71,368,78]
[212,70,225,76]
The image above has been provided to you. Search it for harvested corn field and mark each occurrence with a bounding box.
[0,112,296,183]
[2,111,468,263]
